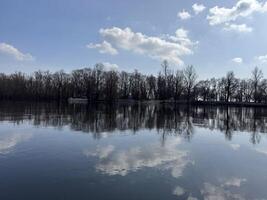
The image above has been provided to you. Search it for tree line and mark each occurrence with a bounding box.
[0,61,266,103]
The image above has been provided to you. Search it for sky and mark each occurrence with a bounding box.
[0,0,267,79]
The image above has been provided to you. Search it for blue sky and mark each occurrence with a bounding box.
[0,0,267,79]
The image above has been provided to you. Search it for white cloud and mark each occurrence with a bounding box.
[207,0,267,26]
[255,54,267,63]
[102,62,119,71]
[0,42,34,61]
[232,57,243,63]
[176,28,188,38]
[224,23,253,32]
[192,3,206,14]
[87,40,118,55]
[173,186,185,196]
[162,28,198,48]
[178,10,191,20]
[94,27,196,65]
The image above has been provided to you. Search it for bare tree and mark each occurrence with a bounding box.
[161,60,170,79]
[251,67,263,103]
[119,71,130,99]
[103,70,119,102]
[146,75,156,100]
[174,70,184,101]
[224,71,237,102]
[183,65,197,102]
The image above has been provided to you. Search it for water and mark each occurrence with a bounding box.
[0,102,267,200]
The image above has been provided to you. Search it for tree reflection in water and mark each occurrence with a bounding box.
[0,102,267,144]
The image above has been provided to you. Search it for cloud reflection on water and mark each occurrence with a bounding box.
[201,182,245,200]
[0,133,32,154]
[85,137,192,177]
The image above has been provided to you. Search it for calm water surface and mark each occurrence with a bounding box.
[0,102,267,200]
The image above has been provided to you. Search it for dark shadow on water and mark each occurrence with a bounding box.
[0,101,267,143]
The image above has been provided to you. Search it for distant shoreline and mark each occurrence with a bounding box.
[1,98,267,107]
[67,98,267,107]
